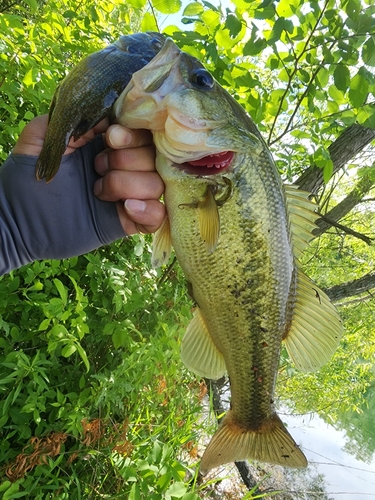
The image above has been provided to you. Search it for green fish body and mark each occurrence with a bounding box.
[115,40,342,472]
[36,32,165,181]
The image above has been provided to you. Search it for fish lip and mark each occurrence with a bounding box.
[176,151,235,176]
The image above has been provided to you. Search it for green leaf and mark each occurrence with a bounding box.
[103,322,115,335]
[22,68,36,87]
[53,278,67,304]
[48,323,70,338]
[141,11,159,31]
[126,0,147,7]
[0,337,8,349]
[0,482,12,494]
[243,37,267,56]
[134,241,144,257]
[24,0,38,12]
[112,330,127,349]
[61,343,77,357]
[215,28,237,49]
[129,483,141,500]
[349,72,369,108]
[76,344,90,372]
[334,64,350,92]
[328,85,346,104]
[63,10,77,19]
[268,17,294,44]
[181,493,200,500]
[317,67,330,88]
[166,481,188,498]
[225,13,242,38]
[357,104,375,128]
[23,110,35,120]
[183,2,204,16]
[277,0,299,17]
[345,0,362,22]
[3,482,22,500]
[38,318,50,332]
[153,0,182,14]
[323,160,334,184]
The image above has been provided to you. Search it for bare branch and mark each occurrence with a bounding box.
[324,272,375,301]
[314,214,374,245]
[313,174,375,237]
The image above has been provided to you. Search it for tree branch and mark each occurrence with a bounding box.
[314,214,374,245]
[267,0,331,145]
[324,272,375,301]
[312,174,375,238]
[295,123,375,194]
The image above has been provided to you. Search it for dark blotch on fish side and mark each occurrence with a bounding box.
[36,32,165,182]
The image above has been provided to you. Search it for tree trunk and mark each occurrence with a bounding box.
[295,124,375,194]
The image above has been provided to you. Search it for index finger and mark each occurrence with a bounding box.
[105,124,153,150]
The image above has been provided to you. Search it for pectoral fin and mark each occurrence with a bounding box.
[181,308,226,380]
[198,187,220,253]
[284,269,342,372]
[152,216,172,268]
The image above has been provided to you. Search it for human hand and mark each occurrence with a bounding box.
[14,115,165,235]
[94,124,165,235]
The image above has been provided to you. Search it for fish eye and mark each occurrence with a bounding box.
[191,69,214,89]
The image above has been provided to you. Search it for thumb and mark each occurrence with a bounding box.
[13,115,48,156]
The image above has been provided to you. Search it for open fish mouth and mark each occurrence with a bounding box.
[180,151,235,175]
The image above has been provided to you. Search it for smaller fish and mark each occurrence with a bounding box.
[36,32,165,182]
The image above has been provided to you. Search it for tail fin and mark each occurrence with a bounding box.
[200,411,307,474]
[36,131,66,182]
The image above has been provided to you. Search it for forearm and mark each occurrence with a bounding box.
[0,137,125,275]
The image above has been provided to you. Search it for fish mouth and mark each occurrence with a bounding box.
[179,151,235,175]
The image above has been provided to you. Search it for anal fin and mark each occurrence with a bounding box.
[284,269,342,372]
[200,411,307,473]
[181,308,226,380]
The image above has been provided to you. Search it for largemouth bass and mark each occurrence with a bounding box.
[36,32,165,182]
[114,39,342,472]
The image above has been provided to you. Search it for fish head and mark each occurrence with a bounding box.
[114,38,263,178]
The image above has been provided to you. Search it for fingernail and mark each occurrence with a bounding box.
[124,199,146,214]
[109,126,132,148]
[95,151,108,174]
[94,178,103,196]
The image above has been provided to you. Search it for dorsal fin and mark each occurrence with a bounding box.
[284,185,319,259]
[284,269,343,372]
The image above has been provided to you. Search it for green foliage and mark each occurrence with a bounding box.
[0,239,204,497]
[0,0,142,161]
[1,0,375,496]
[165,0,375,181]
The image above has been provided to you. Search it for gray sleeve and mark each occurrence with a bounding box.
[0,136,125,275]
